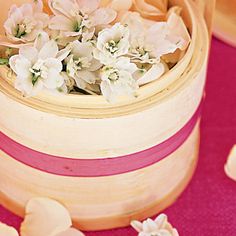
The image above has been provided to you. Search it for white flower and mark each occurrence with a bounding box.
[94,23,130,64]
[48,0,117,41]
[100,57,138,102]
[9,33,70,96]
[122,11,190,60]
[131,214,179,236]
[4,0,49,42]
[120,11,190,85]
[65,41,101,89]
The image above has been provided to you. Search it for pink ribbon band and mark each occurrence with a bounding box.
[0,102,203,177]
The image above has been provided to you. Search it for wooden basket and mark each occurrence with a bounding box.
[0,0,214,231]
[213,0,236,47]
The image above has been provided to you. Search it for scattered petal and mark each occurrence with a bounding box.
[20,197,72,236]
[0,222,19,236]
[225,145,236,181]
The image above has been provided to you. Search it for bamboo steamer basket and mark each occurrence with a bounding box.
[213,0,236,47]
[0,0,214,231]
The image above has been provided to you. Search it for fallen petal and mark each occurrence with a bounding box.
[225,145,236,181]
[0,222,19,236]
[20,197,72,236]
[130,220,143,232]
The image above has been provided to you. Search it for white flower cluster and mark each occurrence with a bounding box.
[1,0,190,102]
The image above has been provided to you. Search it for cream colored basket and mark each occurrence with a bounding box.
[0,0,215,231]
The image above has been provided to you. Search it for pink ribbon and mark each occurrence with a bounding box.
[0,101,203,177]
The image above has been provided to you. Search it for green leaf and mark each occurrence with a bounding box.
[0,58,9,66]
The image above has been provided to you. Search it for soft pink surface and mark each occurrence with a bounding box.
[1,38,236,235]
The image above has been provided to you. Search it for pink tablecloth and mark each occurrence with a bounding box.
[1,38,236,235]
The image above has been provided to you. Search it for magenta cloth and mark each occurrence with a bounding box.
[0,100,202,177]
[0,38,236,235]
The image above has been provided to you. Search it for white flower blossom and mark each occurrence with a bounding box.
[48,0,117,42]
[4,0,49,42]
[120,11,190,85]
[100,57,138,102]
[65,40,101,89]
[131,214,179,236]
[9,33,70,96]
[94,23,130,64]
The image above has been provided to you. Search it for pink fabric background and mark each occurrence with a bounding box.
[0,38,236,235]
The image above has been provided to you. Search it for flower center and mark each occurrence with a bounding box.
[105,40,120,54]
[104,67,119,81]
[15,18,36,38]
[15,23,27,38]
[75,57,91,70]
[29,60,48,86]
[72,11,91,34]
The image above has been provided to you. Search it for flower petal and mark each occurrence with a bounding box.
[225,145,236,181]
[115,57,137,74]
[44,70,64,89]
[154,214,168,228]
[48,0,78,18]
[57,47,72,61]
[55,228,85,236]
[19,46,38,64]
[109,0,132,11]
[71,41,93,59]
[130,220,143,233]
[39,40,59,60]
[144,0,168,12]
[20,197,72,236]
[91,8,117,26]
[0,222,19,236]
[76,70,97,84]
[9,55,32,78]
[77,0,100,14]
[137,63,165,86]
[132,0,166,20]
[34,32,50,51]
[0,36,32,48]
[49,15,73,31]
[101,80,114,102]
[167,12,191,51]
